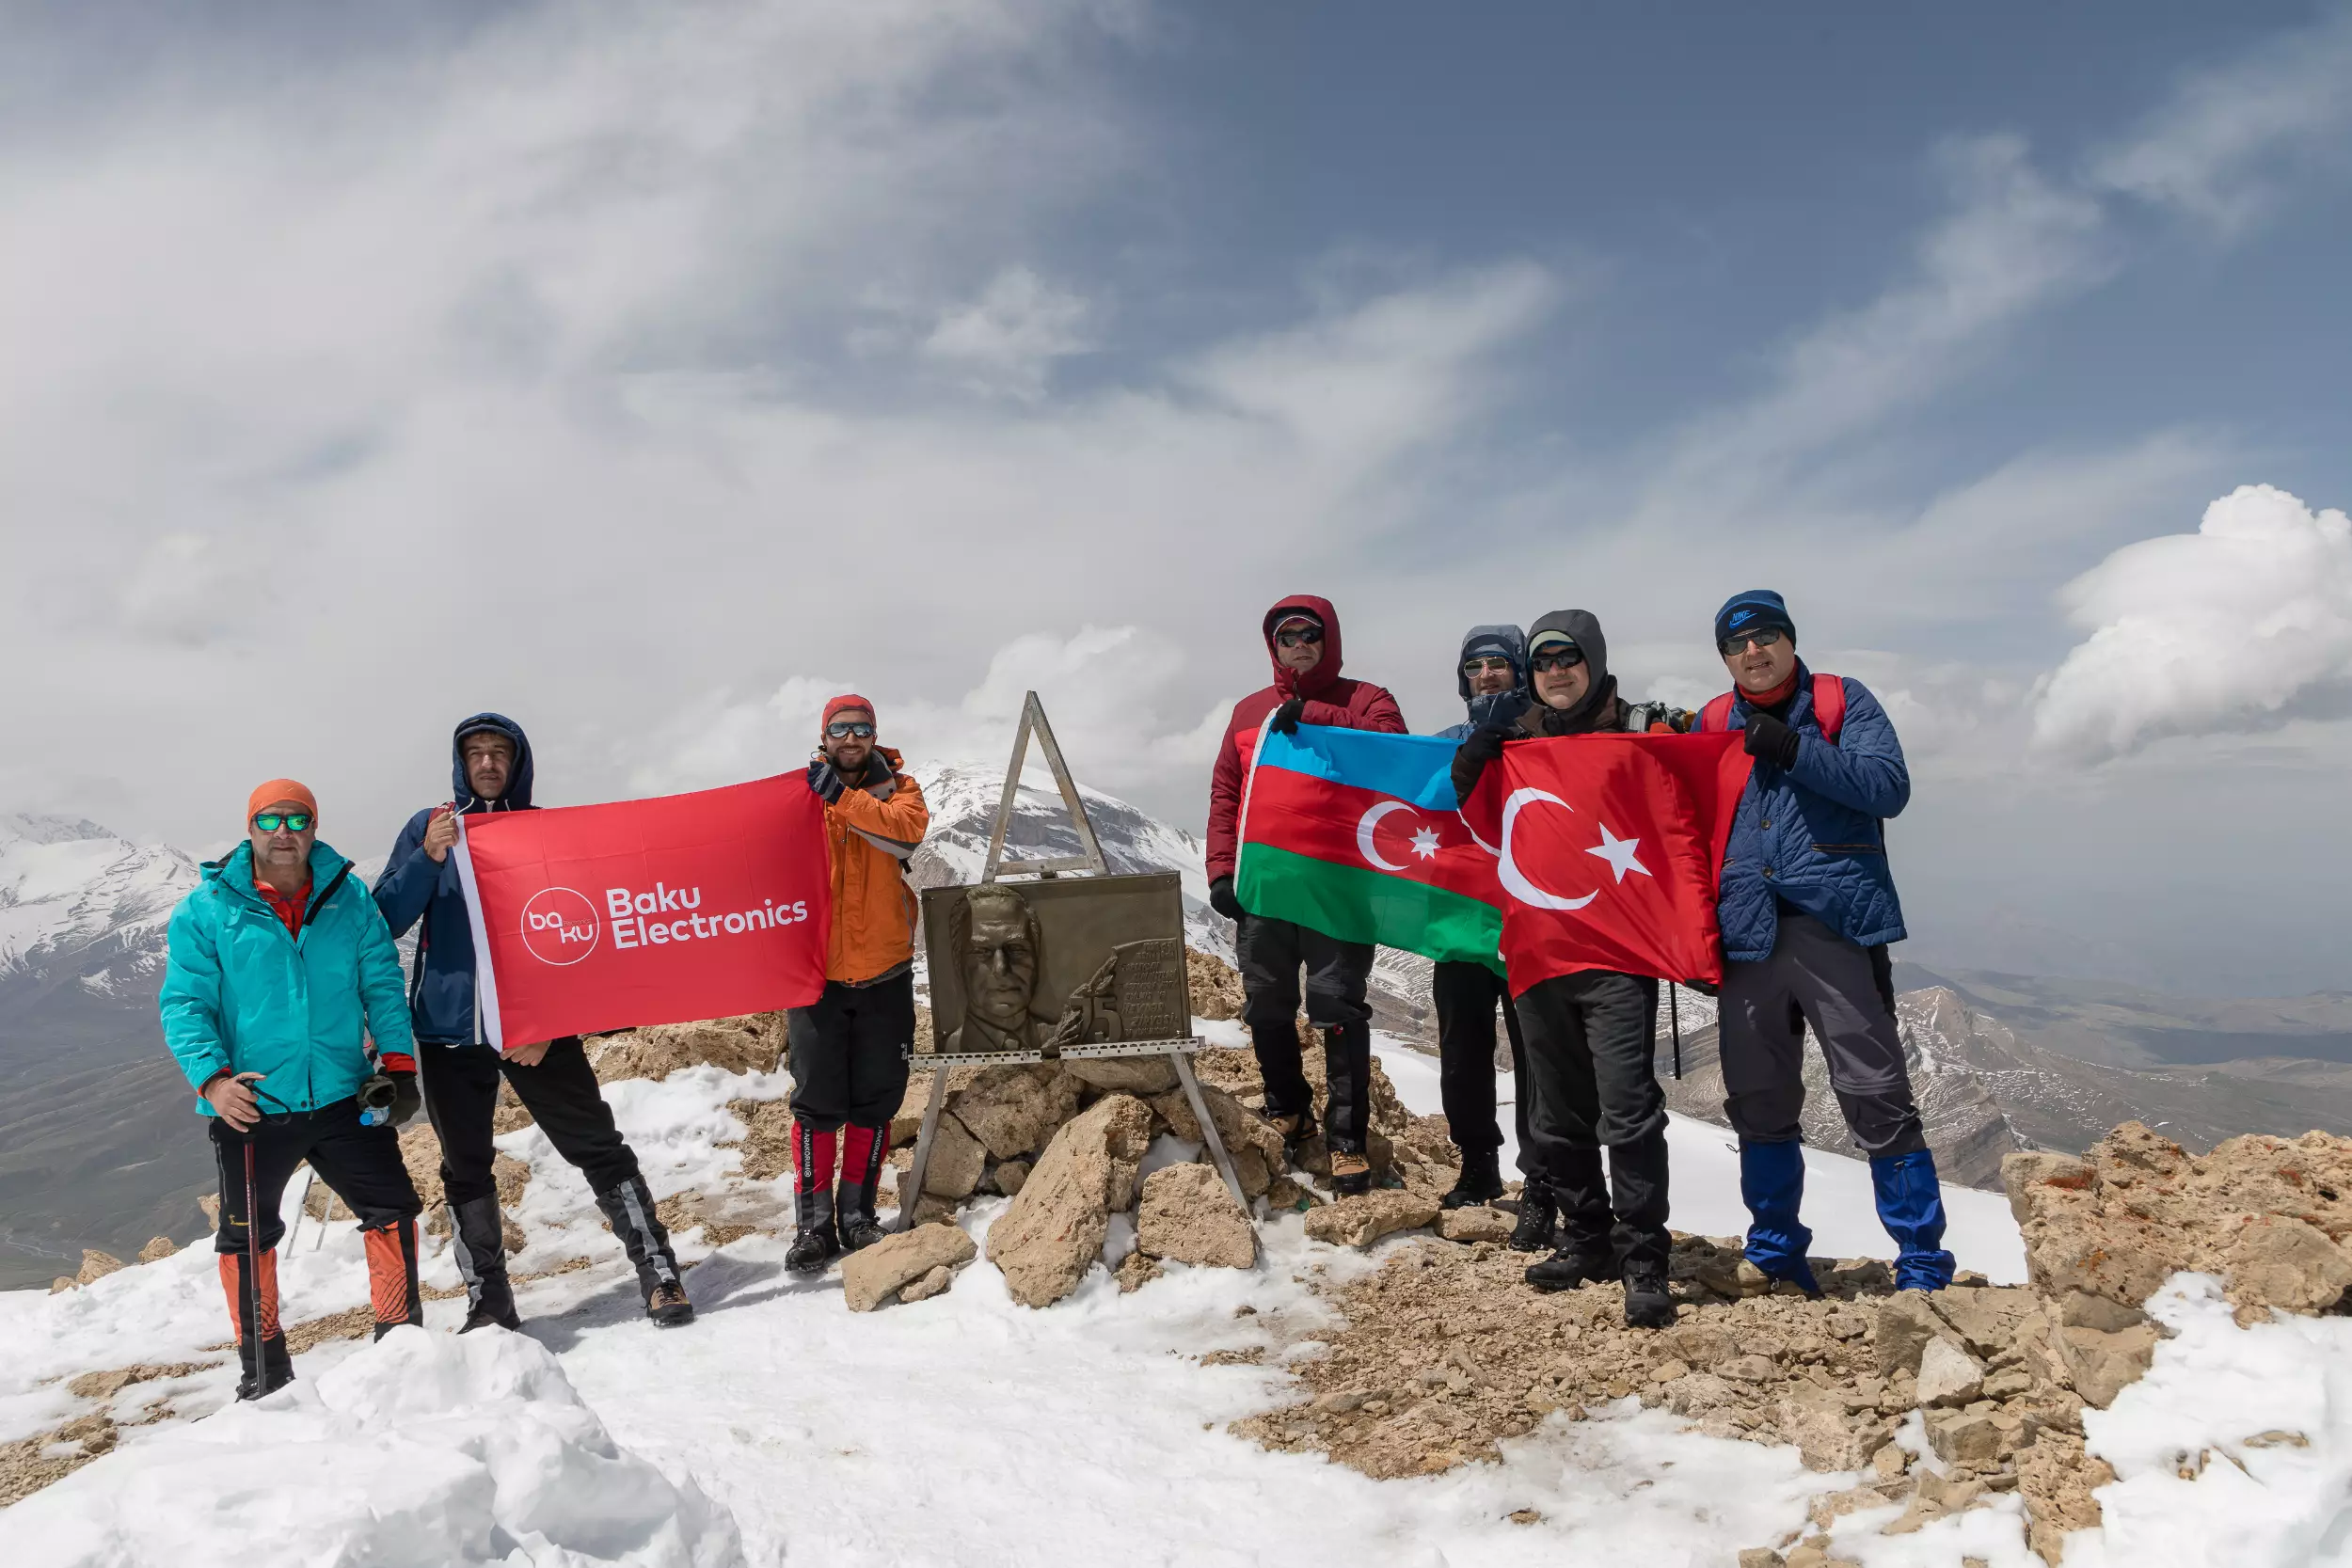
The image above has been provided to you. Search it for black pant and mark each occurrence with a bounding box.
[1720,911,1926,1157]
[1432,959,1529,1169]
[419,1037,640,1206]
[1237,915,1375,1147]
[210,1101,422,1333]
[1517,970,1671,1268]
[787,972,916,1131]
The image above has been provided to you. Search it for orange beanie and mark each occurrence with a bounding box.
[246,779,318,822]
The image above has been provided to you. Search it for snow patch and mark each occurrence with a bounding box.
[1,1327,742,1567]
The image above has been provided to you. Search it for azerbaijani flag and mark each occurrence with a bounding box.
[1233,724,1504,970]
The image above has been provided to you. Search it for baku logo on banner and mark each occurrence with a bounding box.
[453,774,831,1048]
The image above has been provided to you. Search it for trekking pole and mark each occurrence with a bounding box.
[1669,984,1682,1082]
[288,1168,314,1255]
[243,1132,264,1367]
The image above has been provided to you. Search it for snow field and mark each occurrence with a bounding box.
[7,1031,2344,1565]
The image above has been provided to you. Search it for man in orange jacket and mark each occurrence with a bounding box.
[787,694,930,1272]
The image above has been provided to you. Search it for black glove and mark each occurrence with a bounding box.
[806,758,847,804]
[1209,876,1245,923]
[1742,712,1802,770]
[1267,696,1307,736]
[1449,725,1506,804]
[386,1069,421,1127]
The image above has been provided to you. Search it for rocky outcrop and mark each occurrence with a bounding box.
[1303,1192,1439,1250]
[986,1094,1155,1307]
[841,1223,977,1312]
[1137,1163,1255,1270]
[590,1013,785,1084]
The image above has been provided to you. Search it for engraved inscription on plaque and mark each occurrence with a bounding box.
[1108,939,1186,1041]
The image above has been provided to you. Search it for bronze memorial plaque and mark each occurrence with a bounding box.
[922,872,1192,1056]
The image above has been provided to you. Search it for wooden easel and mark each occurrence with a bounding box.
[897,692,1248,1229]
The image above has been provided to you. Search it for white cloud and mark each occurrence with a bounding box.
[920,267,1095,400]
[2032,484,2352,764]
[2090,2,2352,233]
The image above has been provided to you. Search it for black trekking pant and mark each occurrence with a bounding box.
[419,1037,640,1206]
[210,1102,422,1333]
[1237,914,1375,1148]
[1720,911,1926,1157]
[1432,958,1529,1170]
[787,971,916,1132]
[1517,970,1671,1270]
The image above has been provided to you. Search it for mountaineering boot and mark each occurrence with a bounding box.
[834,1123,890,1254]
[1871,1148,1958,1291]
[1738,1138,1821,1297]
[1508,1178,1559,1252]
[220,1250,294,1400]
[362,1217,425,1340]
[449,1195,520,1333]
[1269,1106,1319,1168]
[1622,1261,1677,1329]
[594,1173,693,1324]
[786,1119,840,1275]
[1329,1150,1372,1198]
[1439,1148,1504,1211]
[1524,1228,1613,1292]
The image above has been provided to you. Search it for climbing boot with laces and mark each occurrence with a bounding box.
[1439,1148,1504,1211]
[646,1280,696,1327]
[1507,1179,1559,1252]
[1329,1149,1372,1197]
[1622,1261,1677,1329]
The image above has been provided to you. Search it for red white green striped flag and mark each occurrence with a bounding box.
[1233,724,1504,971]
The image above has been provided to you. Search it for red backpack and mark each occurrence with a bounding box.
[1698,673,1846,741]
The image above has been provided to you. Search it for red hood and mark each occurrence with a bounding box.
[1263,594,1343,700]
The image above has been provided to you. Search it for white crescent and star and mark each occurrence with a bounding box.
[1361,791,1646,912]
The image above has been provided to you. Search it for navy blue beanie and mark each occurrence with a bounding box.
[1714,590,1796,649]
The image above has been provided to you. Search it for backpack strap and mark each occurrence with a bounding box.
[1700,675,1848,743]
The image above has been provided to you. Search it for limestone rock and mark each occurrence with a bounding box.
[74,1251,124,1286]
[1061,1055,1180,1096]
[1115,1251,1164,1292]
[2055,1322,2159,1409]
[898,1264,955,1304]
[1927,1285,2033,1357]
[591,1013,783,1083]
[2223,1213,2352,1316]
[841,1223,977,1312]
[2002,1150,2095,1228]
[1185,947,1247,1021]
[1738,1552,1786,1568]
[198,1193,220,1232]
[1924,1407,2002,1466]
[1915,1337,1985,1407]
[2058,1290,2146,1333]
[986,1094,1155,1308]
[1438,1206,1516,1244]
[949,1067,1062,1161]
[1137,1163,1256,1269]
[2018,1429,2113,1564]
[1147,1083,1286,1183]
[49,1277,74,1294]
[1264,1174,1321,1211]
[1874,1291,1946,1375]
[993,1159,1032,1196]
[136,1236,176,1264]
[1775,1385,1880,1471]
[922,1113,989,1199]
[1303,1191,1439,1249]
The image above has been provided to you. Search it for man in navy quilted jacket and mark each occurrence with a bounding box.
[1704,590,1954,1293]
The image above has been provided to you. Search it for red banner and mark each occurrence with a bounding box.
[1460,733,1752,990]
[453,775,831,1048]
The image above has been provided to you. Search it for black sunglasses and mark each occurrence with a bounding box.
[1530,647,1584,673]
[825,721,876,739]
[1720,628,1787,656]
[1274,625,1325,648]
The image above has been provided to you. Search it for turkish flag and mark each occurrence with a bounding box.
[1459,732,1752,990]
[452,775,831,1048]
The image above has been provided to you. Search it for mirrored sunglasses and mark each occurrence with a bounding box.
[1274,625,1325,648]
[251,812,313,832]
[825,720,876,739]
[1460,656,1516,676]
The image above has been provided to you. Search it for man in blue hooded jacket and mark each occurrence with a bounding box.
[1429,626,1537,1221]
[376,714,692,1330]
[1700,591,1955,1293]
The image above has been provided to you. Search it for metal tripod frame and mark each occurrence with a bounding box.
[897,691,1248,1229]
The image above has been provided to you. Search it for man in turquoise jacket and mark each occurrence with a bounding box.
[159,780,425,1399]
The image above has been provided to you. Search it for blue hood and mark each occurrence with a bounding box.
[452,713,533,814]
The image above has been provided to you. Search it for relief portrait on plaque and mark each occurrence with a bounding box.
[924,873,1193,1057]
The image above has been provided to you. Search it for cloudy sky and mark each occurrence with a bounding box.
[3,1,2348,993]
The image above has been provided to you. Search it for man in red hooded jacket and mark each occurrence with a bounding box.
[1206,596,1406,1195]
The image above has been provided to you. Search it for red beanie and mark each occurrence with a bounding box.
[821,694,876,733]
